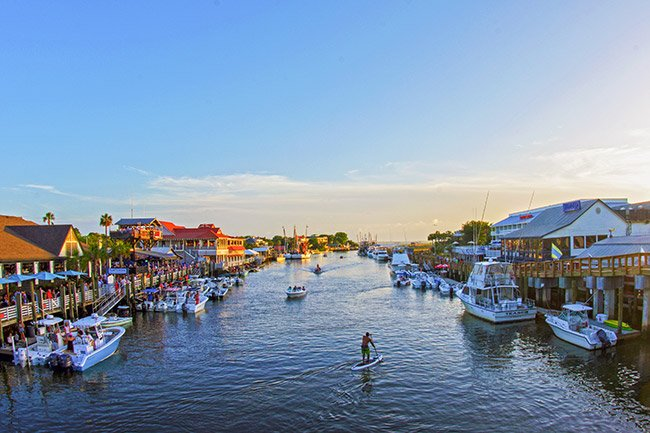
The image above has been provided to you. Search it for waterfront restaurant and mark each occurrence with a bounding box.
[501,199,628,261]
[0,215,84,284]
[157,222,246,270]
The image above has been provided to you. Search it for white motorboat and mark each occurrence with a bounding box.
[438,280,451,295]
[48,314,125,372]
[374,249,389,261]
[411,272,429,290]
[104,306,133,328]
[217,286,229,298]
[13,315,66,366]
[176,290,209,313]
[389,250,413,275]
[286,286,307,298]
[455,260,536,323]
[546,304,617,350]
[393,273,411,287]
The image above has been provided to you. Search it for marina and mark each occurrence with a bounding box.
[2,253,650,432]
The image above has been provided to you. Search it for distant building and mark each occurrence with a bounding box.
[612,201,650,236]
[0,215,83,277]
[157,222,245,269]
[112,217,163,247]
[501,199,628,261]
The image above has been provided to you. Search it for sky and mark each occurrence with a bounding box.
[1,1,650,240]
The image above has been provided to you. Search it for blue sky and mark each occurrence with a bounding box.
[1,1,649,239]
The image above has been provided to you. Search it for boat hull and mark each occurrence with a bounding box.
[104,317,133,328]
[72,326,126,371]
[546,318,617,350]
[457,295,536,323]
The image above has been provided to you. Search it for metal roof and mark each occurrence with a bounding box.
[502,200,603,239]
[576,235,650,258]
[115,218,158,226]
[492,210,544,228]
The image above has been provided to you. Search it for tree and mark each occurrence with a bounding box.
[270,235,285,247]
[427,230,455,255]
[42,212,55,225]
[110,239,132,267]
[99,213,113,236]
[460,220,491,245]
[332,232,349,246]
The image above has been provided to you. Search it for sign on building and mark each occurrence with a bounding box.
[108,268,128,275]
[562,200,582,213]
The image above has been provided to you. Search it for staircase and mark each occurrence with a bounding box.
[94,290,125,316]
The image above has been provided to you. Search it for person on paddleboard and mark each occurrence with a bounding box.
[361,332,376,364]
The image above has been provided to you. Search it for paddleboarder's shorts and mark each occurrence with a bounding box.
[361,346,370,356]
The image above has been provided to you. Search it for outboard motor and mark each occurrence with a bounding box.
[13,348,27,366]
[596,329,611,348]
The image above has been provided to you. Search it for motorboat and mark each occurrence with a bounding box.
[393,273,411,287]
[411,272,428,290]
[314,265,323,274]
[546,304,617,350]
[438,280,451,295]
[13,315,66,366]
[233,277,244,286]
[389,250,412,275]
[374,249,389,261]
[104,306,133,328]
[216,286,229,298]
[176,290,209,313]
[455,260,536,323]
[48,314,125,372]
[286,286,307,299]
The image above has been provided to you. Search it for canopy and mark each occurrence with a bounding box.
[57,270,88,277]
[73,314,106,328]
[245,249,259,256]
[143,288,159,294]
[563,303,593,312]
[38,316,64,326]
[0,274,36,284]
[32,271,66,281]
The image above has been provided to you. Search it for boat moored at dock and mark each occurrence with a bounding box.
[546,304,617,350]
[13,316,66,366]
[48,314,125,372]
[455,260,536,323]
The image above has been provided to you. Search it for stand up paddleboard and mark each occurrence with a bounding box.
[351,354,383,371]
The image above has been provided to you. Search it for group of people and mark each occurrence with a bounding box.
[288,286,306,292]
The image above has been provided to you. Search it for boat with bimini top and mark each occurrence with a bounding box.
[455,260,536,323]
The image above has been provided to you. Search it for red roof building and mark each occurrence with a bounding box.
[157,222,245,269]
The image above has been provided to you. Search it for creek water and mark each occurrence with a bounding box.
[2,252,650,432]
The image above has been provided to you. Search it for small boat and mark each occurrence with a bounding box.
[314,265,323,274]
[374,249,389,261]
[393,273,411,287]
[176,291,209,313]
[603,319,633,331]
[351,354,383,371]
[411,272,428,290]
[13,315,66,366]
[438,281,451,295]
[546,304,617,350]
[104,306,133,328]
[48,314,125,372]
[286,286,307,299]
[217,286,229,298]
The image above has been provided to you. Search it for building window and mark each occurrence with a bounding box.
[597,234,608,242]
[573,236,585,249]
[586,235,597,247]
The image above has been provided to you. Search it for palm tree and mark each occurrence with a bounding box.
[42,212,55,225]
[99,213,113,236]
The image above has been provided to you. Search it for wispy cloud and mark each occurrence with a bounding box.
[123,165,153,176]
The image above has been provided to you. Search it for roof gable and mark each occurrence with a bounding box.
[6,224,75,256]
[0,215,57,261]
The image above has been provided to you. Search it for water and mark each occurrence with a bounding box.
[2,252,650,432]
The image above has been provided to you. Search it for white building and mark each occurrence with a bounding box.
[501,199,629,261]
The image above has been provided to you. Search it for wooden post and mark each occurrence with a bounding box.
[618,286,624,334]
[29,281,37,323]
[80,279,85,309]
[61,283,68,320]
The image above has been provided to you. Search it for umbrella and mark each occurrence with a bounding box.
[143,288,159,294]
[32,271,66,281]
[0,274,36,284]
[57,270,88,277]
